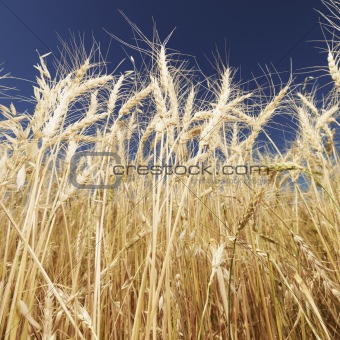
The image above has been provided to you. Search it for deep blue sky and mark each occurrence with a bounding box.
[0,0,333,146]
[0,0,327,83]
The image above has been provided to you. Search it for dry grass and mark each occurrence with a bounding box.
[0,7,340,340]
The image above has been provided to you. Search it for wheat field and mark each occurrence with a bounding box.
[0,2,339,340]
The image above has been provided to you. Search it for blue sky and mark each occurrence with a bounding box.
[0,0,333,147]
[0,0,325,76]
